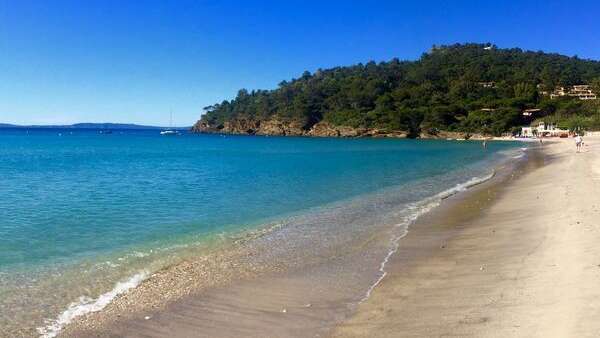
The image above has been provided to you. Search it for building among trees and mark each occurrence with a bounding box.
[521,122,569,138]
[549,85,597,100]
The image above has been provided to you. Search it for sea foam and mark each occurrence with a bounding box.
[361,171,495,302]
[37,271,149,338]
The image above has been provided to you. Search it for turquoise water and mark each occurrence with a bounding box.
[0,129,522,335]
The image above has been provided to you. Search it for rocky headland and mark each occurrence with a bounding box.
[191,118,486,140]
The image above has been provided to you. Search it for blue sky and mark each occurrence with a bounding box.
[1,0,599,126]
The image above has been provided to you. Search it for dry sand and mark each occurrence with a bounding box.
[333,137,600,338]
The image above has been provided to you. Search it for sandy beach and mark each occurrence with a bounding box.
[333,137,600,338]
[58,137,600,338]
[4,3,600,337]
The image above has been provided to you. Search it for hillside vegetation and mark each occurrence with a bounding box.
[195,43,600,137]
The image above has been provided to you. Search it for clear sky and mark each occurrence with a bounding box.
[1,0,599,126]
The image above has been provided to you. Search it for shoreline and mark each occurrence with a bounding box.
[55,144,525,338]
[192,125,522,142]
[333,137,600,337]
[328,149,540,337]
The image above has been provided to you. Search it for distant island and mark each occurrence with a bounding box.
[192,43,600,139]
[0,123,189,130]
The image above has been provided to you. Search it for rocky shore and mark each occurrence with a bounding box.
[191,118,487,140]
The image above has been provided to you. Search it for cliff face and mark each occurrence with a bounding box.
[419,130,487,140]
[191,118,410,138]
[191,117,484,139]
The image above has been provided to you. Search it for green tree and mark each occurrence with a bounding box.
[195,43,600,136]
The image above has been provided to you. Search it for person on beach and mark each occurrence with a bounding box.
[482,140,487,149]
[575,134,583,152]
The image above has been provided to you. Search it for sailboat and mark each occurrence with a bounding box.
[160,111,180,136]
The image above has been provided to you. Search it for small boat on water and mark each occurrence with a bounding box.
[160,129,179,136]
[160,111,180,136]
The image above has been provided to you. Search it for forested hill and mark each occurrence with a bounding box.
[193,43,600,138]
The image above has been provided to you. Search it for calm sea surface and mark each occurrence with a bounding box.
[0,128,523,336]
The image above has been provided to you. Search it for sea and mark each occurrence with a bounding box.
[0,128,525,337]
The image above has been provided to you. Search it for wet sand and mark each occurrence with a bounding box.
[333,137,600,337]
[59,190,407,337]
[58,139,563,338]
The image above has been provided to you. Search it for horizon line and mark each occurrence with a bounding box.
[0,122,192,128]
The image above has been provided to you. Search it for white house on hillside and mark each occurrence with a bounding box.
[549,85,597,100]
[521,122,569,137]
